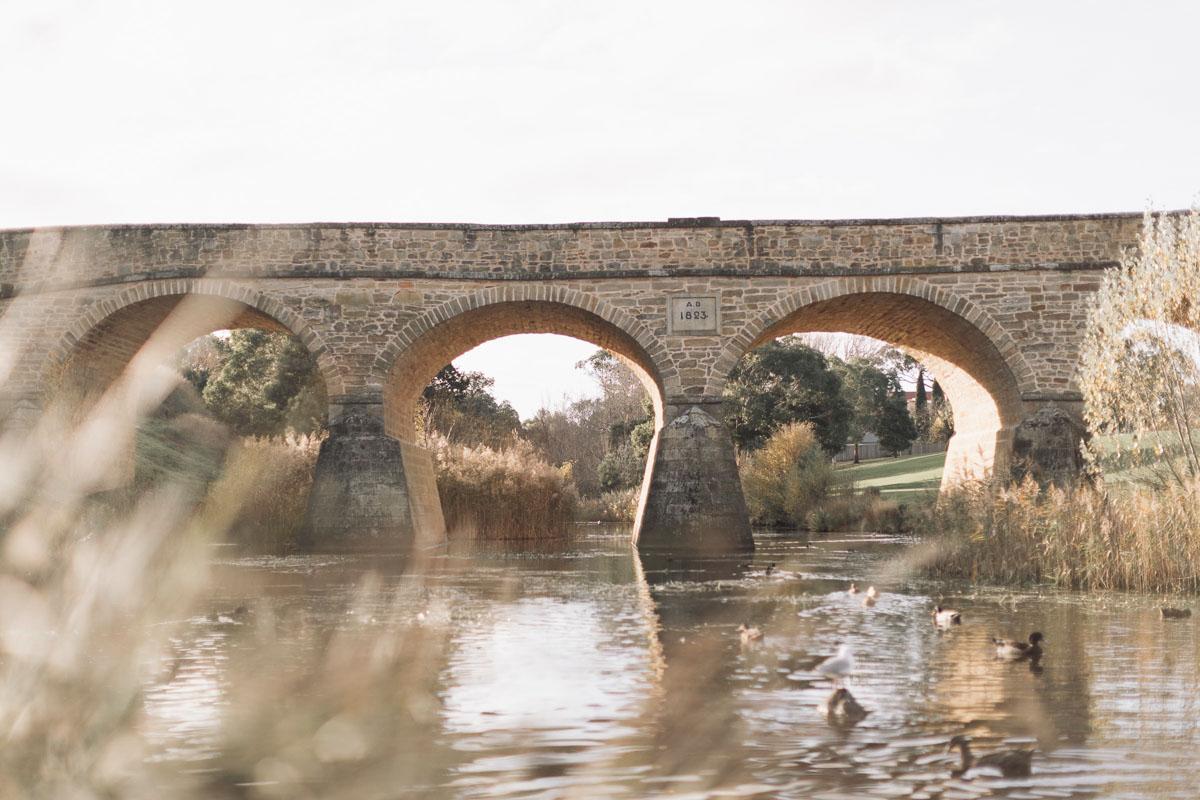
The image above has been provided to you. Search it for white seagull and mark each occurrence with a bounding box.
[815,644,855,686]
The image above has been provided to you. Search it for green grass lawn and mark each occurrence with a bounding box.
[837,451,945,502]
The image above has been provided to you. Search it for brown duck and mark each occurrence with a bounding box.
[822,687,869,724]
[993,631,1044,660]
[947,735,1034,777]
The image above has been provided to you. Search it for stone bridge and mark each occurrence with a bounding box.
[0,213,1142,554]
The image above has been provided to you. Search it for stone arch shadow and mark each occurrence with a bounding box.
[368,286,677,547]
[39,279,340,511]
[48,279,344,401]
[377,287,674,441]
[711,279,1032,489]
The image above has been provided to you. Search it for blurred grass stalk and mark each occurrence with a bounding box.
[0,297,458,798]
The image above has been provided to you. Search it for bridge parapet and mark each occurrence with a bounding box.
[0,213,1142,290]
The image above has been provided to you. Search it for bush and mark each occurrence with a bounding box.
[435,438,578,540]
[576,487,640,524]
[740,423,842,527]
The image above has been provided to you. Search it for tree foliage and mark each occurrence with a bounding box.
[522,350,653,496]
[723,338,852,454]
[420,365,521,449]
[833,357,898,445]
[184,330,327,438]
[876,391,918,455]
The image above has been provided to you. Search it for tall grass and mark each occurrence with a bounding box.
[924,478,1200,593]
[435,438,578,539]
[201,434,322,551]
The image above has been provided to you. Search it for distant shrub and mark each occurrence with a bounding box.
[577,487,640,524]
[435,438,578,540]
[740,423,842,527]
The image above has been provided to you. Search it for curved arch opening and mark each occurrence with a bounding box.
[733,291,1026,490]
[384,300,666,443]
[54,292,336,407]
[47,292,333,541]
[382,300,669,537]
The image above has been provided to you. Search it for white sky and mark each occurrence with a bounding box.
[5,1,1200,417]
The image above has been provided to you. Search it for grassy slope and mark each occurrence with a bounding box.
[838,451,945,501]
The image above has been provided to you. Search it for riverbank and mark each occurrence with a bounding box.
[922,478,1200,594]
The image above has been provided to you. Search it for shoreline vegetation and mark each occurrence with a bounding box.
[923,478,1200,594]
[739,422,911,534]
[924,209,1200,594]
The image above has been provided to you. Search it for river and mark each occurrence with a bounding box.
[144,530,1200,798]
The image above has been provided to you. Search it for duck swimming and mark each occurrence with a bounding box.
[947,735,1034,777]
[847,583,860,595]
[993,632,1044,660]
[1161,607,1192,619]
[737,623,763,644]
[932,605,962,627]
[862,586,878,607]
[821,687,869,724]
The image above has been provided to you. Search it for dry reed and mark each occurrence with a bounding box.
[576,487,640,524]
[434,437,578,539]
[925,477,1200,593]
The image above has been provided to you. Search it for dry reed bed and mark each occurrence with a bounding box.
[434,438,578,539]
[925,478,1200,593]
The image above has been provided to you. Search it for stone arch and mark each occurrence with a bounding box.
[712,277,1031,487]
[48,279,344,399]
[377,286,673,442]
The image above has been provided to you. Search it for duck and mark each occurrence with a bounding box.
[862,586,878,607]
[947,735,1034,778]
[932,605,963,627]
[993,631,1044,660]
[764,563,778,576]
[1161,607,1192,619]
[815,644,855,686]
[847,583,860,595]
[207,605,249,625]
[821,687,869,724]
[737,623,763,644]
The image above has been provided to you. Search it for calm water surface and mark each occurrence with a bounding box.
[146,531,1200,798]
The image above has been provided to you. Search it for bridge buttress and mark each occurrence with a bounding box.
[634,399,753,555]
[301,393,446,552]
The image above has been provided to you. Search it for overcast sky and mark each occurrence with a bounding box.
[4,1,1199,416]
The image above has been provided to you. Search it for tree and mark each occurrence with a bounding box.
[421,364,520,449]
[833,358,895,447]
[723,338,852,454]
[877,391,918,455]
[928,380,954,442]
[1081,209,1200,486]
[194,330,327,437]
[521,350,654,497]
[913,367,930,440]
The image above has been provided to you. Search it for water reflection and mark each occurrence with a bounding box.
[139,531,1200,798]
